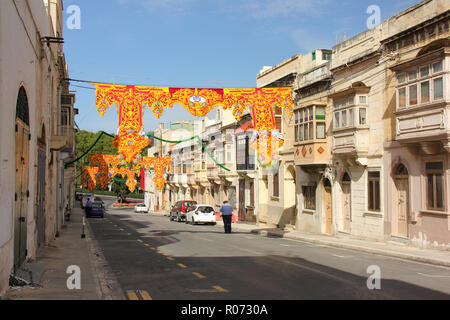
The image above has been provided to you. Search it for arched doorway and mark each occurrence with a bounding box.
[323,178,332,234]
[37,124,46,247]
[394,163,409,237]
[14,86,30,267]
[341,172,351,233]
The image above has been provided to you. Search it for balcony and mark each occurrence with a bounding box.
[207,166,221,185]
[332,127,370,161]
[391,46,450,153]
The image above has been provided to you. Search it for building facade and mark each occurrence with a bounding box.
[0,0,76,294]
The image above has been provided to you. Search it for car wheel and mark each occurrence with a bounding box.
[177,214,180,222]
[211,222,216,226]
[169,214,173,221]
[192,217,196,225]
[101,215,104,218]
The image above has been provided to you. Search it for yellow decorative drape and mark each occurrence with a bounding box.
[92,83,293,167]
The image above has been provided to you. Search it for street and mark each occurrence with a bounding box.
[87,196,450,300]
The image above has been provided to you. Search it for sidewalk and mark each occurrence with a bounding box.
[6,207,124,300]
[218,220,450,268]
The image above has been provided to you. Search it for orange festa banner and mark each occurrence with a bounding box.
[92,83,293,166]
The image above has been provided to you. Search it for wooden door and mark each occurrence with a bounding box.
[324,186,332,234]
[342,183,351,233]
[14,120,29,267]
[396,177,409,237]
[238,179,245,222]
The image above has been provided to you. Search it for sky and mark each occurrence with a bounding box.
[63,0,420,134]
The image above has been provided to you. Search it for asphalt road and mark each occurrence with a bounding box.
[87,196,450,300]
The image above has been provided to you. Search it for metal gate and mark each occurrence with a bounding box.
[36,148,46,246]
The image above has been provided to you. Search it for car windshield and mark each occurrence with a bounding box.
[92,203,102,208]
[183,201,196,207]
[198,206,214,213]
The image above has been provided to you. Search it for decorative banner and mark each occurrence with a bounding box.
[109,166,139,192]
[82,166,99,191]
[250,130,284,168]
[89,154,118,190]
[92,83,293,167]
[141,157,173,191]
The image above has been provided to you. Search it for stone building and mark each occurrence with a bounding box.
[256,55,300,228]
[0,0,76,294]
[293,50,334,234]
[381,0,450,248]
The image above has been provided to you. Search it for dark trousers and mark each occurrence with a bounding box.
[222,215,232,233]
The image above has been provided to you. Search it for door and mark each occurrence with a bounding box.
[394,164,409,237]
[342,182,351,233]
[324,180,332,234]
[396,177,409,237]
[14,120,29,267]
[238,179,245,222]
[36,148,46,246]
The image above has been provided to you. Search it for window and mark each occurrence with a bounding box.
[294,105,326,142]
[349,108,354,126]
[334,112,340,129]
[433,77,443,99]
[398,88,406,107]
[302,186,316,210]
[420,66,429,77]
[322,51,332,61]
[316,123,326,139]
[368,171,380,211]
[408,70,417,81]
[312,51,316,61]
[409,84,418,105]
[273,171,279,197]
[359,96,367,104]
[421,81,430,103]
[61,107,70,126]
[359,108,367,125]
[396,60,445,108]
[433,61,443,73]
[426,162,444,210]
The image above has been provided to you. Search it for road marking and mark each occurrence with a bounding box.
[167,257,175,261]
[191,289,217,293]
[157,250,164,254]
[144,244,150,247]
[126,290,139,300]
[332,254,352,258]
[213,286,229,293]
[151,248,156,251]
[137,239,143,243]
[177,263,187,268]
[417,272,450,278]
[138,290,152,300]
[192,272,206,279]
[280,244,298,247]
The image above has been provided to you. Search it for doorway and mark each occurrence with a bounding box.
[14,86,30,267]
[341,172,351,233]
[394,164,409,237]
[324,178,332,234]
[36,126,46,247]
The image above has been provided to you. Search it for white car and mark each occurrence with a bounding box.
[134,204,148,213]
[185,205,217,225]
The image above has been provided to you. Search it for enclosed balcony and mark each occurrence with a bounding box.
[330,83,371,164]
[391,45,450,153]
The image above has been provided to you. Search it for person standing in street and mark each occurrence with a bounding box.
[220,200,233,234]
[86,197,93,216]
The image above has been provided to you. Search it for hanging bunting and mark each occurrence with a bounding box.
[92,82,293,167]
[89,154,118,190]
[141,157,173,191]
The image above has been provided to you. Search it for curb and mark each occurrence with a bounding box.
[244,228,450,268]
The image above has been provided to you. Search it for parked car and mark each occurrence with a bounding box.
[170,200,197,222]
[81,194,93,208]
[134,204,148,213]
[185,205,217,225]
[94,196,104,204]
[87,201,104,218]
